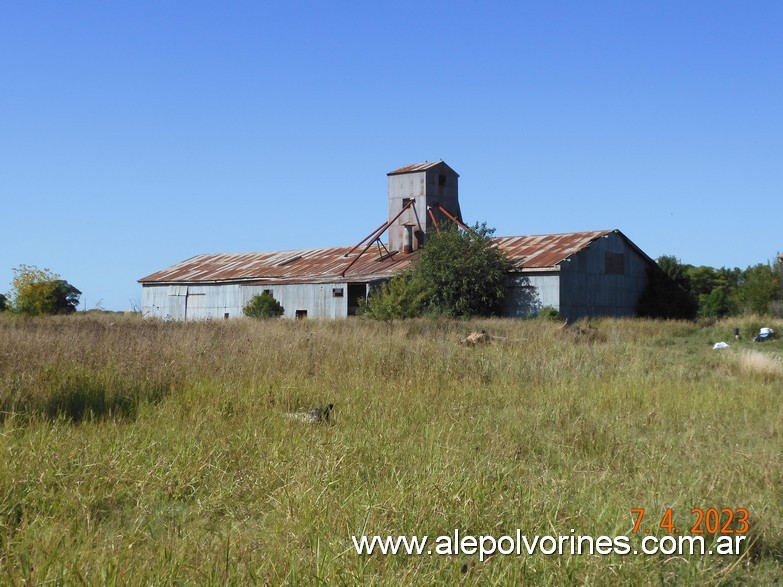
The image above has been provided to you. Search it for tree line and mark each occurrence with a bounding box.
[640,255,782,320]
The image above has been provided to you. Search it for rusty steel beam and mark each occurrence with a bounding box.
[341,199,417,276]
[391,197,416,224]
[427,206,441,234]
[340,236,382,277]
[343,221,389,257]
[346,199,417,257]
[436,205,476,234]
[341,199,417,277]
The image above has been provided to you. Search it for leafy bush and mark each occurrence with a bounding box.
[243,292,284,319]
[537,306,561,320]
[359,271,427,321]
[363,223,512,320]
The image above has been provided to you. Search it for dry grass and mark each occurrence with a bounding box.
[0,313,781,584]
[728,349,783,381]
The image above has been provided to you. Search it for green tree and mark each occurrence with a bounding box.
[698,287,733,318]
[732,262,782,315]
[657,255,691,286]
[637,261,698,320]
[0,293,7,312]
[10,265,81,315]
[638,254,699,319]
[363,223,512,319]
[243,291,284,319]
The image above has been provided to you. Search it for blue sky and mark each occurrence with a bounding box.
[1,1,781,311]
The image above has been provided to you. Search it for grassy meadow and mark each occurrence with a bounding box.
[0,314,781,585]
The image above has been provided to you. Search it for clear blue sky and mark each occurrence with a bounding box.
[2,1,781,311]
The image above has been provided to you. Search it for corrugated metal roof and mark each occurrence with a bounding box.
[139,229,620,285]
[387,161,445,175]
[138,245,417,285]
[495,229,614,269]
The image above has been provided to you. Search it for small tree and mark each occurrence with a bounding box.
[243,292,284,319]
[537,306,561,321]
[360,271,428,321]
[364,222,512,319]
[10,265,81,315]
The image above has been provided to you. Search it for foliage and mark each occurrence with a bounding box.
[687,265,742,317]
[656,254,690,284]
[10,265,81,315]
[358,271,427,321]
[537,305,561,320]
[637,261,698,319]
[242,291,284,319]
[0,293,7,312]
[363,223,512,319]
[733,262,782,315]
[644,255,783,319]
[699,285,736,318]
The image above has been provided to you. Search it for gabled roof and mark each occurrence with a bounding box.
[139,229,651,285]
[387,161,459,177]
[496,230,612,269]
[497,229,655,270]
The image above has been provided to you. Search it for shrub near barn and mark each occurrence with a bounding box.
[243,291,285,318]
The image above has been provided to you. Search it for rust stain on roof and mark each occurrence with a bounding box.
[495,230,613,269]
[139,230,617,285]
[138,246,417,285]
[387,160,460,177]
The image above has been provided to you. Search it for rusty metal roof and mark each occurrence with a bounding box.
[387,161,458,176]
[139,229,624,285]
[138,245,417,285]
[495,229,615,269]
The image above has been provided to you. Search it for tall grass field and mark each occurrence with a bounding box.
[0,314,781,584]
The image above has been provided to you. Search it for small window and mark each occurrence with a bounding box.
[224,312,230,320]
[295,310,307,319]
[402,197,413,211]
[438,174,446,186]
[263,289,273,295]
[605,252,625,274]
[333,287,344,298]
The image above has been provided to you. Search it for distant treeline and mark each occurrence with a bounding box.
[640,255,783,320]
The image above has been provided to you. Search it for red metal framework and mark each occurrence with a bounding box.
[340,198,417,277]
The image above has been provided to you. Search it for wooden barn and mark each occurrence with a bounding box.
[139,162,657,321]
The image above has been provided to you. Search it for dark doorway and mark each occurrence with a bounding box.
[347,283,367,316]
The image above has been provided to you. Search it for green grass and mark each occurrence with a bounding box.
[0,314,781,584]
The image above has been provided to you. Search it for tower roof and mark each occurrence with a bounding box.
[387,161,459,177]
